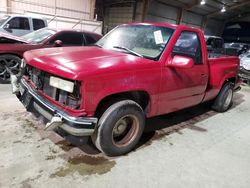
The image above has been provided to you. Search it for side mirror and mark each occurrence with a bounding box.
[3,24,12,33]
[4,24,9,29]
[54,40,63,47]
[168,55,194,69]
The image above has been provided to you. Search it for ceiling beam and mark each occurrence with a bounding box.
[207,0,250,18]
[186,0,200,10]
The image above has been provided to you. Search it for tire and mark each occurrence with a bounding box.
[92,100,145,156]
[0,55,21,83]
[211,82,234,112]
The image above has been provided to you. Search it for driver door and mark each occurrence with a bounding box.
[158,31,209,115]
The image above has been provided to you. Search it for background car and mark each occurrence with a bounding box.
[239,52,250,84]
[0,15,48,36]
[0,28,102,82]
[205,35,225,58]
[224,42,250,56]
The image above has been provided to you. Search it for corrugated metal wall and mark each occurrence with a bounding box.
[205,19,225,36]
[0,0,103,34]
[4,0,92,19]
[107,6,133,31]
[146,2,178,24]
[146,1,203,27]
[101,0,224,36]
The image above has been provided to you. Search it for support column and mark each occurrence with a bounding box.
[90,0,96,20]
[132,0,138,21]
[7,0,11,14]
[176,8,183,25]
[201,16,208,30]
[141,0,149,21]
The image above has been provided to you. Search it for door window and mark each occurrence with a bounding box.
[32,19,45,30]
[84,33,97,45]
[7,17,30,30]
[49,32,84,45]
[173,31,202,65]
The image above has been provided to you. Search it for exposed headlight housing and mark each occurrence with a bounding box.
[49,76,74,93]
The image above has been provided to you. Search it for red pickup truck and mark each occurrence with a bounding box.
[12,23,240,156]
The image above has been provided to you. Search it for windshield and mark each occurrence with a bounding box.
[22,28,56,43]
[0,15,10,27]
[96,24,174,60]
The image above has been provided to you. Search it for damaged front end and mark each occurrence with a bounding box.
[11,60,97,137]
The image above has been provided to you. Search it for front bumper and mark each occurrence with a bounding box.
[14,78,97,136]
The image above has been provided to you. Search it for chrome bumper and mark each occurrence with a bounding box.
[14,77,97,136]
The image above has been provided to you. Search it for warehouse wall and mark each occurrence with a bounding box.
[98,0,225,36]
[0,0,93,19]
[181,10,203,28]
[105,6,133,33]
[0,0,7,16]
[145,1,204,28]
[0,0,102,34]
[11,0,91,19]
[146,2,178,24]
[205,19,225,36]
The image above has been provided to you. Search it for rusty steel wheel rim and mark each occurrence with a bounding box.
[0,58,19,81]
[112,114,140,147]
[224,89,233,108]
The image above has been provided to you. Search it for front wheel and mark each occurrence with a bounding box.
[211,82,234,112]
[0,55,21,83]
[91,100,145,156]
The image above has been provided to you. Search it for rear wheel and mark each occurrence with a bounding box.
[211,82,234,112]
[0,55,21,83]
[92,100,145,156]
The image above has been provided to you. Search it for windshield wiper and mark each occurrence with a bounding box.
[93,43,102,48]
[113,46,143,58]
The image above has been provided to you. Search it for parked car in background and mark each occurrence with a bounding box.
[12,23,240,156]
[0,15,47,36]
[0,28,102,82]
[239,52,250,84]
[205,35,225,57]
[224,42,249,56]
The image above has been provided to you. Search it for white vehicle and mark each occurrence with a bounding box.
[239,52,250,84]
[0,15,47,36]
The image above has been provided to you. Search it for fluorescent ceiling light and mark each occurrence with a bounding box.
[221,6,226,12]
[200,0,205,5]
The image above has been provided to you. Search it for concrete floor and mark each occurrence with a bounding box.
[0,84,250,188]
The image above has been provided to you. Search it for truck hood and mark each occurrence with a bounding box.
[24,46,148,80]
[0,31,29,44]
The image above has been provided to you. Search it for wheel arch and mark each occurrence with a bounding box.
[94,90,150,118]
[0,53,23,59]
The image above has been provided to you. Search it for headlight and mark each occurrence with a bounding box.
[49,76,74,93]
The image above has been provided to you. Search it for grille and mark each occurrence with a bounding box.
[26,65,81,109]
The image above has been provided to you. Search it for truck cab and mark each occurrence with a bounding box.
[0,15,47,36]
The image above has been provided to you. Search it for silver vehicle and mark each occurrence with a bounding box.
[239,52,250,84]
[205,35,225,56]
[0,15,47,36]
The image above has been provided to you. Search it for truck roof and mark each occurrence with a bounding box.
[127,22,204,33]
[1,14,47,20]
[46,28,102,36]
